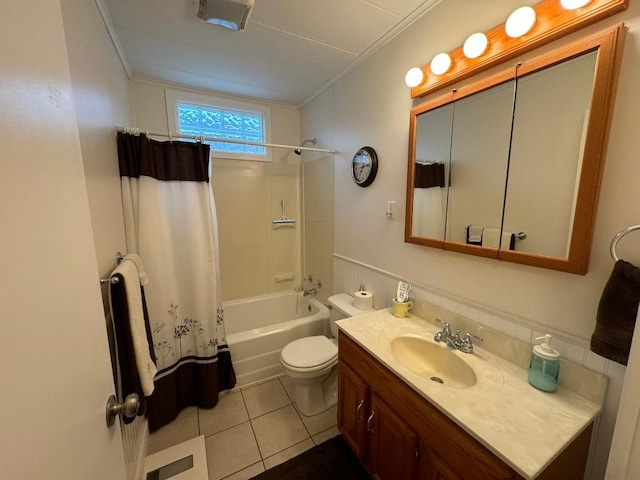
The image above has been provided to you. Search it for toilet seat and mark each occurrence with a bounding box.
[281,335,338,370]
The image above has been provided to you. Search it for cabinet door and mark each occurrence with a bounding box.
[421,447,467,480]
[367,392,418,480]
[338,361,369,461]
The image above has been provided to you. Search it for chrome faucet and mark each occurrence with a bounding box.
[434,319,482,354]
[300,275,322,296]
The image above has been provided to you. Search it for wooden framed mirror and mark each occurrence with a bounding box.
[405,24,625,274]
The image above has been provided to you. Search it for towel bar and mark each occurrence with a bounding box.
[610,225,640,261]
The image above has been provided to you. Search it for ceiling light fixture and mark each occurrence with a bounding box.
[463,33,489,59]
[405,67,425,87]
[430,53,452,75]
[560,0,592,9]
[505,6,537,38]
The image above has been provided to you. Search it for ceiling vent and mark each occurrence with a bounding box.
[196,0,254,31]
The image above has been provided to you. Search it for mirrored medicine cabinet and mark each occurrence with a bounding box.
[405,24,625,274]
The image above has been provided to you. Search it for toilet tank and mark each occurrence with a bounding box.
[328,293,375,337]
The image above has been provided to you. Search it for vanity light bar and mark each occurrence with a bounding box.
[407,0,627,97]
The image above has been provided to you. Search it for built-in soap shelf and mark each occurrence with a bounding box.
[272,199,296,229]
[274,273,296,283]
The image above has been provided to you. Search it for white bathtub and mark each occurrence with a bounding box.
[224,291,330,386]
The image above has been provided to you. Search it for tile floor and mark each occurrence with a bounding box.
[147,376,339,480]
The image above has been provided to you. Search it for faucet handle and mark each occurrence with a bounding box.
[435,318,448,326]
[457,332,483,353]
[464,332,483,343]
[435,318,451,336]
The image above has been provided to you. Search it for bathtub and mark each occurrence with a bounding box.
[224,291,330,386]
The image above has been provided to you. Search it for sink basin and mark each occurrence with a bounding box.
[390,336,477,388]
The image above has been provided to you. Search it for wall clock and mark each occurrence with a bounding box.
[351,146,378,187]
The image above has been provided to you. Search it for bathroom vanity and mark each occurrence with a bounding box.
[336,310,601,480]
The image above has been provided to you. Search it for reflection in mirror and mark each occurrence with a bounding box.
[446,81,515,248]
[405,24,625,274]
[503,51,597,259]
[412,104,452,239]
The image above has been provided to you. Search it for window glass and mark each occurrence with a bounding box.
[166,89,272,162]
[177,103,266,156]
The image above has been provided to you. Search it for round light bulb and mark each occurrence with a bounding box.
[463,33,489,59]
[505,6,537,38]
[405,67,424,87]
[560,0,592,9]
[430,53,452,75]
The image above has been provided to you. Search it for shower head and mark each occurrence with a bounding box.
[294,138,318,155]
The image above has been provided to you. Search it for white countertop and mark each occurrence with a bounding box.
[336,309,602,480]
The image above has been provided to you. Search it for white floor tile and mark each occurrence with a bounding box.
[242,379,291,419]
[278,376,296,402]
[199,391,249,436]
[221,461,265,480]
[263,438,314,470]
[312,426,340,445]
[148,406,200,455]
[205,422,261,480]
[297,404,337,436]
[144,435,208,480]
[251,405,310,458]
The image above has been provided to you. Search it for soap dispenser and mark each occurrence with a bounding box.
[528,334,560,392]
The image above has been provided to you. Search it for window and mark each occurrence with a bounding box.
[166,89,272,162]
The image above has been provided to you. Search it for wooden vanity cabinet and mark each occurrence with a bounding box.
[337,332,592,480]
[338,360,418,479]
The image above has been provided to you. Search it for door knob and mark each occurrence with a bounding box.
[105,393,140,427]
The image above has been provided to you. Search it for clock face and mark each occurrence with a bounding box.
[351,147,378,187]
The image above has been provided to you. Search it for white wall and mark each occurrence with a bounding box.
[301,87,337,302]
[59,1,143,478]
[60,0,131,277]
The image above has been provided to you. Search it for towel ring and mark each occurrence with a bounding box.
[610,225,640,261]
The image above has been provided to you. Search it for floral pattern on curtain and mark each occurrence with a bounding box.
[117,131,236,431]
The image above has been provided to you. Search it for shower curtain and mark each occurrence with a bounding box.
[117,131,236,431]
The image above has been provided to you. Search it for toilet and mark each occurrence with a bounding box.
[280,293,369,416]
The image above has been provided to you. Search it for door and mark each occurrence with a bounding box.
[0,1,127,478]
[338,361,369,461]
[367,392,418,480]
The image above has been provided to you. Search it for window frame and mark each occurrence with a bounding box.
[165,89,272,162]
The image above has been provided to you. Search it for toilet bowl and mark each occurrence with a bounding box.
[280,293,365,416]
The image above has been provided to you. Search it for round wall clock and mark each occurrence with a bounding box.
[351,146,378,187]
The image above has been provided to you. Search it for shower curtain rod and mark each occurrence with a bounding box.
[116,127,336,154]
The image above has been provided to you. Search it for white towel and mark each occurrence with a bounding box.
[481,228,514,249]
[111,259,157,396]
[123,253,150,285]
[481,228,501,248]
[467,225,483,243]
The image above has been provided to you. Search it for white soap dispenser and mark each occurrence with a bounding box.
[528,334,560,392]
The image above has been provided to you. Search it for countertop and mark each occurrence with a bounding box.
[336,309,602,480]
